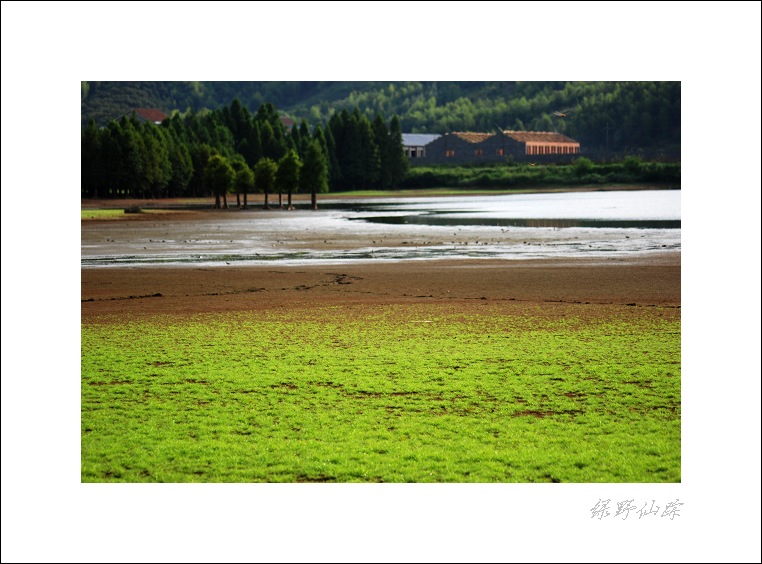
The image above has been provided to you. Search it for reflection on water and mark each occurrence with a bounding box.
[82,190,681,267]
[332,189,681,228]
[355,214,680,229]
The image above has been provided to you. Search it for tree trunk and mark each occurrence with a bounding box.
[214,191,221,209]
[287,190,293,210]
[243,191,248,209]
[236,193,241,208]
[278,192,283,209]
[311,189,317,210]
[222,193,229,209]
[264,190,270,209]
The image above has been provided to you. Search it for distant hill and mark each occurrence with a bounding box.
[81,81,680,155]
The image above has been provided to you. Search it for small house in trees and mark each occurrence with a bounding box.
[130,108,169,125]
[402,133,441,159]
[280,116,295,132]
[421,130,580,164]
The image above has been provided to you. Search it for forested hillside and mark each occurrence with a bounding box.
[81,81,680,154]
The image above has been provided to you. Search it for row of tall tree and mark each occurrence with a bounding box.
[81,100,409,204]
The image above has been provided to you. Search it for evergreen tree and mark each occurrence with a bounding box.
[230,156,254,209]
[228,98,253,148]
[255,101,278,125]
[189,143,214,197]
[289,125,302,158]
[311,125,336,193]
[301,139,328,210]
[184,108,211,145]
[298,121,310,155]
[372,114,392,189]
[141,124,172,198]
[387,115,409,188]
[260,121,283,161]
[168,141,194,197]
[339,110,363,189]
[356,109,380,189]
[329,110,349,188]
[101,122,124,197]
[228,154,248,207]
[276,150,302,210]
[254,157,277,209]
[312,125,327,155]
[205,154,235,209]
[117,118,146,198]
[168,112,187,142]
[322,124,342,190]
[256,102,287,160]
[81,119,102,198]
[245,121,263,167]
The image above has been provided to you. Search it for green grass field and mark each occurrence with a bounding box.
[81,303,680,482]
[81,209,199,220]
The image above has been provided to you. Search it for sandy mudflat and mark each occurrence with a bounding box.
[81,254,680,320]
[81,196,680,320]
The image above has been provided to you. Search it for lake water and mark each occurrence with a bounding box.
[81,189,681,267]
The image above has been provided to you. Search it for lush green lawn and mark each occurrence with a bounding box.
[80,209,182,220]
[81,303,680,482]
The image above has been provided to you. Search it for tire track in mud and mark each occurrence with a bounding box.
[81,273,366,302]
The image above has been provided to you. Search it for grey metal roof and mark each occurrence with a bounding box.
[402,133,441,147]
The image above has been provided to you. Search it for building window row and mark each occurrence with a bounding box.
[405,147,426,158]
[466,148,506,157]
[442,145,579,158]
[526,145,580,155]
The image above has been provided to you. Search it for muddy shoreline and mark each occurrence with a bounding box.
[81,254,680,319]
[81,190,680,320]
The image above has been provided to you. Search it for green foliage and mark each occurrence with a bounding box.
[235,166,254,192]
[402,160,680,190]
[301,139,329,208]
[254,157,278,208]
[141,125,172,197]
[259,121,280,161]
[623,156,642,174]
[81,209,130,220]
[388,115,409,188]
[372,114,391,190]
[82,303,680,483]
[236,166,255,209]
[276,150,302,208]
[205,154,235,208]
[81,120,102,198]
[188,143,214,198]
[329,108,380,190]
[81,89,679,200]
[82,81,681,154]
[168,143,194,197]
[574,157,595,177]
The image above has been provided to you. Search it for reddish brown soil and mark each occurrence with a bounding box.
[81,256,680,321]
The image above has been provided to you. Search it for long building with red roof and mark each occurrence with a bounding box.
[418,130,580,164]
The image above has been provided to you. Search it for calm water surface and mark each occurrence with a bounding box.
[81,190,681,267]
